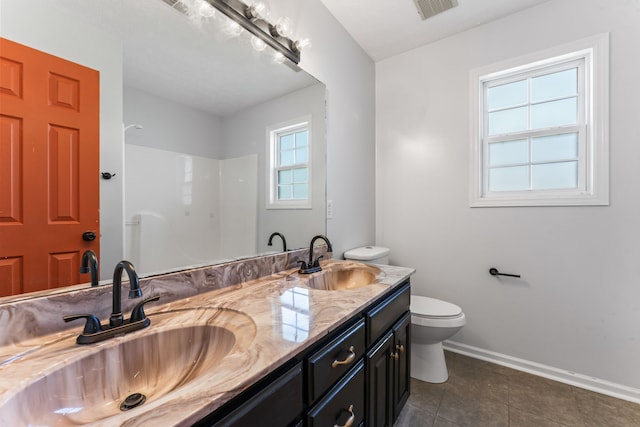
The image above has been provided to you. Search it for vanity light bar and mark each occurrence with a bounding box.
[162,0,301,64]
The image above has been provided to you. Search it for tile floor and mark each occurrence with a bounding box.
[396,351,640,427]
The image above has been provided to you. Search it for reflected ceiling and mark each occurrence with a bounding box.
[53,0,314,116]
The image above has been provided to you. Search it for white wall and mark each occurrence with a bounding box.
[1,0,124,278]
[268,0,377,257]
[376,0,640,392]
[222,83,326,251]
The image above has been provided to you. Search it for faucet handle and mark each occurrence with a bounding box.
[63,314,103,334]
[130,296,160,322]
[298,260,309,271]
[312,255,324,267]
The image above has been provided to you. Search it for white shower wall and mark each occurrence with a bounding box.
[124,145,222,275]
[125,145,258,275]
[219,155,258,258]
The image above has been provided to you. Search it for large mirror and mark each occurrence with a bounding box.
[0,0,325,298]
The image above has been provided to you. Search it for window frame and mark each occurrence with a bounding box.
[267,116,312,210]
[469,34,609,207]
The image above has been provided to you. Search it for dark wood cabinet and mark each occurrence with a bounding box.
[366,331,394,427]
[366,312,411,427]
[195,280,411,427]
[392,312,411,420]
[198,362,303,427]
[365,284,412,427]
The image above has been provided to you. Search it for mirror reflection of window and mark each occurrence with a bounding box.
[278,128,309,200]
[267,117,312,209]
[279,287,310,342]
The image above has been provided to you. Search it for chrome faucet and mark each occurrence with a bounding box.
[80,250,99,287]
[64,260,159,345]
[267,232,288,252]
[298,235,333,274]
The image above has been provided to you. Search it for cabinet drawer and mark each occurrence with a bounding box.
[366,281,410,346]
[307,319,365,404]
[307,360,365,427]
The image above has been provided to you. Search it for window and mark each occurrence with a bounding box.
[469,34,609,207]
[267,117,311,209]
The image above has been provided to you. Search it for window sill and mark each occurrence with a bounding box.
[469,191,609,207]
[266,203,312,210]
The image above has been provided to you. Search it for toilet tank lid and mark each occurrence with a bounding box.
[344,246,390,261]
[411,295,462,317]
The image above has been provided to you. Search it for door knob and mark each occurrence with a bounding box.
[82,231,97,241]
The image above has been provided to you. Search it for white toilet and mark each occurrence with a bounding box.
[410,295,466,383]
[344,246,466,384]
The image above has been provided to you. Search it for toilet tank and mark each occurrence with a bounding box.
[343,246,390,265]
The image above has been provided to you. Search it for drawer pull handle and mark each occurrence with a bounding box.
[334,404,355,427]
[396,344,405,352]
[332,346,356,368]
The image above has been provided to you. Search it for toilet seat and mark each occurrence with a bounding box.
[411,295,462,318]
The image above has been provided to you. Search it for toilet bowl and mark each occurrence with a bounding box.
[411,295,466,383]
[342,247,465,383]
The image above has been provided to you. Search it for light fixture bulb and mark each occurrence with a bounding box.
[251,35,267,51]
[293,37,311,52]
[197,0,215,18]
[224,19,244,37]
[274,16,293,38]
[247,1,270,20]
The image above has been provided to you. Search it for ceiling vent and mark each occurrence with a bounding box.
[413,0,459,20]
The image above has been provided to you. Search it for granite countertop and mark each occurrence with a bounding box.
[0,259,414,426]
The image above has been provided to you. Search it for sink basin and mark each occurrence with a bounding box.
[0,308,256,426]
[305,261,382,290]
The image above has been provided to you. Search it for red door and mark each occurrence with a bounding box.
[0,37,100,297]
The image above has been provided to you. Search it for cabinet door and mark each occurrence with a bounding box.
[366,331,394,427]
[392,312,411,420]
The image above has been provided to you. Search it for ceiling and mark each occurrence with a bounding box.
[320,0,553,61]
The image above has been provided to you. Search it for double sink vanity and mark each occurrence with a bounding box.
[0,248,414,426]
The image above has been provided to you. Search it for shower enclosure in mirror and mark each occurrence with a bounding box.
[0,0,326,298]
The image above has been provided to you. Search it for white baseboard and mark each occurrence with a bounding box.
[443,340,640,405]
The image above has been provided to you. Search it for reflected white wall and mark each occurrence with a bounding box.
[222,83,326,251]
